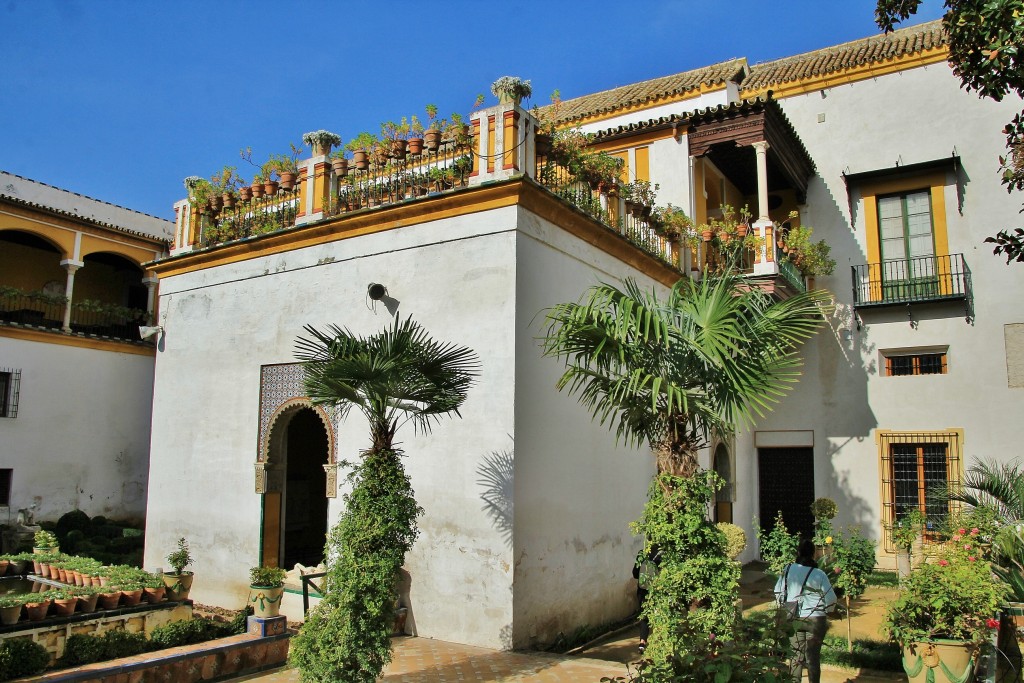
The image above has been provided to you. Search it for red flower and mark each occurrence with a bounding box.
[969,556,976,562]
[958,528,967,535]
[987,618,1000,629]
[971,528,980,536]
[964,544,972,550]
[939,559,949,566]
[834,566,841,573]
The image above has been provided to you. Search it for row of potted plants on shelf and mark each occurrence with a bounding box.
[0,286,152,322]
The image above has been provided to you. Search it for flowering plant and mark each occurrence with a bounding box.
[302,130,342,150]
[490,76,532,102]
[884,541,1005,644]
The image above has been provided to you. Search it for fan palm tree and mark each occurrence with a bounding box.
[947,458,1024,522]
[541,272,833,477]
[289,316,479,683]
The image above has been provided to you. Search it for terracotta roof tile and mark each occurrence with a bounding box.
[541,58,748,125]
[744,19,947,91]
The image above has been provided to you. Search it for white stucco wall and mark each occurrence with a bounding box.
[0,337,154,522]
[144,195,668,649]
[732,61,1024,564]
[510,207,662,647]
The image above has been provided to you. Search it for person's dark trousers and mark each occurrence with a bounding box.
[637,588,650,643]
[790,616,827,683]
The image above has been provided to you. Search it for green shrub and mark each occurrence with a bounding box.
[64,529,86,553]
[97,524,123,539]
[56,509,91,540]
[62,633,107,666]
[828,526,876,602]
[289,449,421,683]
[715,522,747,560]
[632,471,741,664]
[99,629,148,658]
[228,606,253,634]
[123,528,143,538]
[149,617,233,648]
[0,638,50,680]
[755,512,799,575]
[90,515,108,528]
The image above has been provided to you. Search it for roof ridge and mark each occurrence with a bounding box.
[0,170,173,224]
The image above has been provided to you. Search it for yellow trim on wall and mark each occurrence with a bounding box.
[0,325,156,356]
[150,184,524,278]
[742,47,948,100]
[860,170,949,301]
[591,129,676,153]
[634,147,650,183]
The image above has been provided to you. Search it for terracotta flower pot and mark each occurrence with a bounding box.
[251,182,265,199]
[52,598,77,617]
[353,150,369,170]
[23,599,51,621]
[279,172,297,191]
[121,589,143,607]
[97,592,121,610]
[424,129,442,152]
[390,140,408,158]
[703,229,714,242]
[238,186,252,201]
[143,586,166,604]
[407,137,424,155]
[0,559,8,576]
[32,559,42,574]
[263,181,279,196]
[331,159,348,177]
[0,604,21,625]
[78,592,100,613]
[737,224,749,237]
[222,192,235,209]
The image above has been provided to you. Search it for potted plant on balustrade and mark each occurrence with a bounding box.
[884,540,1004,683]
[381,119,410,159]
[329,149,350,177]
[407,115,425,155]
[423,104,444,152]
[347,132,378,171]
[265,144,304,192]
[162,537,195,601]
[302,129,342,157]
[249,565,288,618]
[184,175,215,213]
[650,205,700,253]
[779,218,837,284]
[491,75,532,105]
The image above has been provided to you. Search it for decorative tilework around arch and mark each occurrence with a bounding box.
[256,363,339,496]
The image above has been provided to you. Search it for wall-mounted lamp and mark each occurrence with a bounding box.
[139,325,163,341]
[368,283,388,301]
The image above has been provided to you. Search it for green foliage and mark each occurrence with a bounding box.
[889,508,926,551]
[755,512,799,575]
[992,522,1024,600]
[250,565,287,587]
[289,449,422,683]
[632,471,741,663]
[603,611,793,682]
[866,570,900,587]
[820,636,902,671]
[810,497,837,521]
[884,542,1005,644]
[56,509,91,539]
[148,616,235,648]
[876,0,1024,262]
[827,526,876,602]
[62,629,148,666]
[715,522,747,560]
[781,225,836,277]
[166,537,193,575]
[541,274,833,475]
[34,529,58,548]
[0,637,50,680]
[490,76,533,101]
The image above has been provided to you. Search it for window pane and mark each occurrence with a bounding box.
[892,445,920,519]
[922,445,949,523]
[889,357,914,376]
[0,373,8,417]
[879,196,904,220]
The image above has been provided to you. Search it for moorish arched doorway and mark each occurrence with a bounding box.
[713,442,733,523]
[260,403,331,570]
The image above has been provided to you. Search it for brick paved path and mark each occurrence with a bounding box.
[234,636,633,683]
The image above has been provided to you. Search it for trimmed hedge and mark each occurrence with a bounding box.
[0,638,50,681]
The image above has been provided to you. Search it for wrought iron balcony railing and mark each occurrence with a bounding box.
[851,253,970,307]
[0,289,149,342]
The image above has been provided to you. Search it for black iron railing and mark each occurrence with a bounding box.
[328,143,472,216]
[300,571,327,616]
[536,162,679,269]
[851,253,970,307]
[202,187,301,247]
[0,289,148,342]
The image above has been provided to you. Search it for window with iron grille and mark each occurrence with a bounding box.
[0,368,20,418]
[879,430,962,551]
[0,469,10,506]
[884,352,948,376]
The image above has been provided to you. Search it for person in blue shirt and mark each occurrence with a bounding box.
[774,539,837,683]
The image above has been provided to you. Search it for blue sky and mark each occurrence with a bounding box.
[1,0,946,221]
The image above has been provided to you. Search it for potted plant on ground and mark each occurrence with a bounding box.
[811,496,838,561]
[303,129,342,157]
[249,565,288,618]
[491,76,532,105]
[890,508,927,578]
[33,529,58,555]
[162,537,195,601]
[884,541,1004,683]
